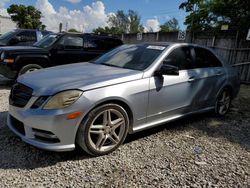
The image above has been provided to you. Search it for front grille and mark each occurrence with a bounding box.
[10,115,25,135]
[9,83,33,108]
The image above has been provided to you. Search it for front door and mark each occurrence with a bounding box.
[147,46,200,124]
[51,35,84,65]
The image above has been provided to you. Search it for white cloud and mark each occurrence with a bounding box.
[144,18,160,32]
[66,0,81,4]
[0,0,163,33]
[0,0,10,17]
[36,0,108,32]
[36,0,56,15]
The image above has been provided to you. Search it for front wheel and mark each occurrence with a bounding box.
[18,64,43,77]
[76,104,129,156]
[215,88,232,116]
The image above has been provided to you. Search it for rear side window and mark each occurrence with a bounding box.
[194,47,222,68]
[84,37,104,50]
[84,36,122,51]
[59,36,83,50]
[16,31,37,42]
[103,38,123,50]
[164,46,194,70]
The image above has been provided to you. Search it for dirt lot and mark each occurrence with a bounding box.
[0,79,249,187]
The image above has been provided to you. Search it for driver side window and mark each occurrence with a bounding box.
[164,46,194,70]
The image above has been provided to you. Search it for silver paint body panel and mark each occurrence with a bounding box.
[7,43,240,151]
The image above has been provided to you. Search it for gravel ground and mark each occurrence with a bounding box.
[0,79,249,187]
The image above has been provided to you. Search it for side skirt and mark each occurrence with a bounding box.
[132,106,214,133]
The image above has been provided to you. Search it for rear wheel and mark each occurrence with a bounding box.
[215,88,232,116]
[76,104,129,156]
[18,64,43,76]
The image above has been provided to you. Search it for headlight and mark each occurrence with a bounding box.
[43,90,83,110]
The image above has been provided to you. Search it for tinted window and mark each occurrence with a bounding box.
[17,31,36,42]
[33,34,60,48]
[0,31,15,40]
[84,37,104,50]
[94,44,166,71]
[41,31,50,37]
[60,36,83,50]
[102,38,123,50]
[164,46,194,70]
[195,47,222,68]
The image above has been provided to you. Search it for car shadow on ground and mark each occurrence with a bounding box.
[0,107,249,171]
[0,86,249,170]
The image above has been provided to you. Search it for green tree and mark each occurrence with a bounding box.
[127,10,144,33]
[160,18,180,32]
[7,4,45,29]
[68,28,80,33]
[93,26,121,35]
[210,0,250,33]
[94,10,143,35]
[108,10,129,34]
[179,0,215,32]
[179,0,250,34]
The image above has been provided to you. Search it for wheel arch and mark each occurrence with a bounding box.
[76,98,134,136]
[216,84,234,99]
[94,99,134,134]
[15,55,50,71]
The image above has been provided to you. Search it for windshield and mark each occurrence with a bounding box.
[94,44,167,71]
[0,31,16,40]
[33,34,60,48]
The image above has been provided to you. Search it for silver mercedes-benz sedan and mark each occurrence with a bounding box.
[7,43,240,156]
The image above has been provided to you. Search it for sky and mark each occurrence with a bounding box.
[0,0,188,32]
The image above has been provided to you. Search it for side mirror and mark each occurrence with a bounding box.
[155,64,179,76]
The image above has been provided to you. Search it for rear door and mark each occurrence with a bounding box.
[192,47,226,109]
[83,36,106,61]
[11,31,37,46]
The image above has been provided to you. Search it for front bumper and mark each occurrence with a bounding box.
[0,63,17,79]
[7,101,85,152]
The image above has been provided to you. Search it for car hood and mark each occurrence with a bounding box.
[0,46,47,53]
[18,63,143,96]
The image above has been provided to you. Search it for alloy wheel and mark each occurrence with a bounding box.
[216,89,231,115]
[88,108,126,152]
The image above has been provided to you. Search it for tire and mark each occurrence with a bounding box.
[76,104,129,156]
[18,64,43,76]
[215,88,232,116]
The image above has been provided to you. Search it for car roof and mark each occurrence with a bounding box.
[138,42,207,48]
[136,42,218,53]
[58,32,121,39]
[14,29,52,32]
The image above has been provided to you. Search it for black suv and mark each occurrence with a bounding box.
[0,29,52,46]
[0,33,123,79]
